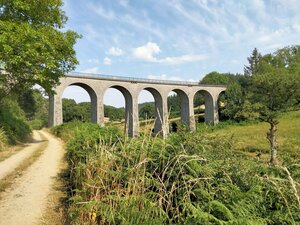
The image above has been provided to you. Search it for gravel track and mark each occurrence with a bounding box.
[0,130,64,225]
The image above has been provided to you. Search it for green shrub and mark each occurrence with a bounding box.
[52,122,300,224]
[0,98,31,144]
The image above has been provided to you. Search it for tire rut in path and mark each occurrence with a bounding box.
[0,130,64,225]
[0,130,43,180]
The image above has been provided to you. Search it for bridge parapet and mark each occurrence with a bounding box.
[67,72,226,88]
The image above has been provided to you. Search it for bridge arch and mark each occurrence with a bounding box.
[193,89,215,125]
[137,87,164,135]
[62,82,98,123]
[103,85,135,136]
[49,80,99,126]
[216,90,227,121]
[167,89,192,132]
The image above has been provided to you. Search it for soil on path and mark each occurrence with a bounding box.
[0,130,43,180]
[0,130,64,225]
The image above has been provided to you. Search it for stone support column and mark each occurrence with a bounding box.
[131,94,139,137]
[161,95,169,137]
[188,96,196,131]
[48,93,62,127]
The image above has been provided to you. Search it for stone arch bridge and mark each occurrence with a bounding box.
[49,72,226,137]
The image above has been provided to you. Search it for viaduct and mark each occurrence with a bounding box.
[49,72,226,137]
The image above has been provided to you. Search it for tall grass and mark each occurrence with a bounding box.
[53,120,300,224]
[0,128,7,151]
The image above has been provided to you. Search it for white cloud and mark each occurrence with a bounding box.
[87,58,100,64]
[132,42,161,62]
[93,5,116,20]
[81,67,100,74]
[159,54,208,65]
[103,57,112,65]
[133,42,207,64]
[106,47,124,56]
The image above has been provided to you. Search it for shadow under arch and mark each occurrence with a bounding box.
[140,87,164,134]
[193,89,215,125]
[62,82,98,123]
[171,89,190,127]
[105,85,134,136]
[216,90,227,121]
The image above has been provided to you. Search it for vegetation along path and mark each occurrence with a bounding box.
[0,130,64,225]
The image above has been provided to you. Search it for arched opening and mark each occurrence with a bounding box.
[193,90,214,127]
[20,84,49,129]
[61,83,96,123]
[138,88,163,135]
[217,91,227,122]
[138,90,154,134]
[167,89,190,132]
[103,86,133,136]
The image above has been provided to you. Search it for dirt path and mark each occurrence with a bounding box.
[0,130,64,225]
[0,130,43,180]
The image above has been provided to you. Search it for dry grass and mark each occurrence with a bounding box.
[0,145,25,162]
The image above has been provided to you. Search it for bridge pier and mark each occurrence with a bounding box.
[188,97,196,131]
[49,94,62,127]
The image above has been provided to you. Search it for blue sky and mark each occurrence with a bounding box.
[61,0,300,106]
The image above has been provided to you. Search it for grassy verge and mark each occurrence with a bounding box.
[52,113,300,224]
[0,132,48,195]
[41,159,69,225]
[0,145,24,162]
[199,110,300,163]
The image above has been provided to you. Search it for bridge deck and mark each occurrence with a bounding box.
[67,72,225,87]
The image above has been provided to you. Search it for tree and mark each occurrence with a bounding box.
[139,103,155,119]
[244,48,262,76]
[17,89,37,120]
[62,99,77,122]
[200,71,234,85]
[0,0,80,100]
[104,105,124,121]
[250,46,300,164]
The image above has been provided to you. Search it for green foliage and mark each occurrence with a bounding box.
[104,105,125,121]
[0,0,80,99]
[17,88,49,129]
[244,48,262,76]
[53,121,300,224]
[201,71,235,85]
[17,88,37,119]
[62,99,91,122]
[0,98,31,144]
[168,94,181,114]
[139,102,155,119]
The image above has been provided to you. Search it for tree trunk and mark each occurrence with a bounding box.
[267,120,278,164]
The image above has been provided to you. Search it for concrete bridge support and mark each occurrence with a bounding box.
[49,94,62,127]
[49,74,226,137]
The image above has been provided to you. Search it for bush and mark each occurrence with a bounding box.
[0,98,31,144]
[53,123,300,224]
